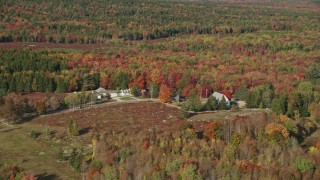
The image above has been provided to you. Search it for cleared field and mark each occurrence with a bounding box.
[0,124,80,179]
[30,101,186,133]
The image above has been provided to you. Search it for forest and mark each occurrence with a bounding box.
[0,0,319,43]
[0,0,320,179]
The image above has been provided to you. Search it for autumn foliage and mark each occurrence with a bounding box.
[265,123,289,142]
[158,85,172,103]
[203,122,221,140]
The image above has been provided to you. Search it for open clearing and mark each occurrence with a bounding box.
[30,101,186,133]
[0,124,80,179]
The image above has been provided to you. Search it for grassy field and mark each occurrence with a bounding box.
[0,124,80,179]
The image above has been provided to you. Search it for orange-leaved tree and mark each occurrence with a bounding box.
[204,122,221,140]
[159,85,172,103]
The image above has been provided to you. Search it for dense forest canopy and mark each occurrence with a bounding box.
[1,0,320,179]
[0,0,319,105]
[0,0,319,43]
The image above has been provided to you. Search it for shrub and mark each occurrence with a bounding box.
[57,148,65,161]
[117,148,132,162]
[90,160,103,171]
[185,128,197,140]
[230,133,243,148]
[179,123,193,131]
[180,164,202,180]
[0,164,26,180]
[104,166,119,180]
[28,130,40,139]
[231,104,239,111]
[294,156,315,173]
[223,145,237,160]
[150,171,163,180]
[180,108,191,119]
[69,149,83,172]
[165,159,183,175]
[36,100,47,115]
[130,84,140,97]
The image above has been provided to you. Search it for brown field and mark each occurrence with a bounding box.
[29,101,191,133]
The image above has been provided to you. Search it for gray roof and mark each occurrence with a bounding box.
[95,87,108,93]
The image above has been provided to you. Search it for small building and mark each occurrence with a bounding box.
[108,89,131,97]
[93,87,110,99]
[212,91,231,107]
[121,89,131,96]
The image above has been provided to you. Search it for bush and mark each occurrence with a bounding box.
[104,166,118,180]
[231,104,239,111]
[180,108,191,119]
[90,160,103,171]
[294,156,315,173]
[28,130,40,139]
[117,148,132,162]
[57,148,65,161]
[69,149,83,172]
[179,123,193,131]
[180,164,202,180]
[131,84,140,97]
[150,171,163,180]
[165,159,183,175]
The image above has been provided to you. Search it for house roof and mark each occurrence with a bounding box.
[222,91,232,100]
[212,91,230,101]
[95,87,108,93]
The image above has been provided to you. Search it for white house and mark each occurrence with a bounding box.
[120,89,131,96]
[212,92,231,107]
[93,87,110,99]
[108,89,131,97]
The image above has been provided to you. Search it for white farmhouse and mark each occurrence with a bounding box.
[212,91,231,107]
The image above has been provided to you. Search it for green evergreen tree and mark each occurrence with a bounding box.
[32,78,38,92]
[131,84,140,97]
[56,78,67,93]
[246,92,256,108]
[233,84,248,100]
[219,96,228,110]
[67,119,79,137]
[203,96,219,111]
[25,76,32,93]
[187,89,202,112]
[149,82,159,99]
